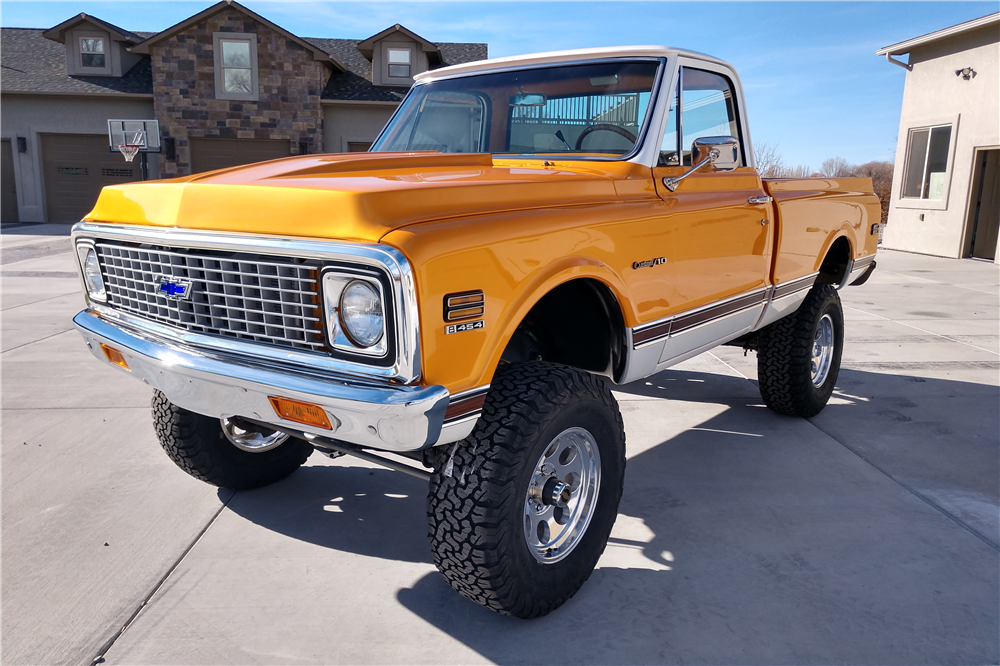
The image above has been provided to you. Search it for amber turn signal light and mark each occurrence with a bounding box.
[268,396,333,430]
[100,344,130,371]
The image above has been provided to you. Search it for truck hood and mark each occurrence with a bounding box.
[84,152,636,243]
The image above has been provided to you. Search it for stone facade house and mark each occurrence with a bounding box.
[877,13,999,262]
[0,0,487,222]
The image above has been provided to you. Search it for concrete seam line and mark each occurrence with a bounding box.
[845,305,1000,356]
[88,493,234,664]
[807,418,1000,553]
[879,269,999,296]
[1,328,74,355]
[1,291,80,312]
[708,351,749,379]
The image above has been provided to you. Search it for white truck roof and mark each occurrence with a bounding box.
[414,46,732,82]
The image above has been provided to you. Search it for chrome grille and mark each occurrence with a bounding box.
[95,242,327,353]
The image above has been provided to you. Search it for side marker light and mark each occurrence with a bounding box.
[100,344,130,371]
[268,396,333,430]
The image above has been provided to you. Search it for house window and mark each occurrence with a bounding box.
[80,37,105,68]
[213,33,258,101]
[902,124,952,200]
[387,48,411,78]
[221,40,252,93]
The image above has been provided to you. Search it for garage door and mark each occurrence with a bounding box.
[2,139,19,222]
[189,137,292,174]
[41,134,141,223]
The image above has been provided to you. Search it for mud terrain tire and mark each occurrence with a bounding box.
[757,283,844,417]
[152,390,312,490]
[427,362,626,619]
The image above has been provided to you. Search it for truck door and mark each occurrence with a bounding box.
[647,64,773,362]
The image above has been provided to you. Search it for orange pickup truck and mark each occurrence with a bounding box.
[72,47,880,618]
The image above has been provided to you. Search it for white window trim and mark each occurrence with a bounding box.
[213,32,259,102]
[380,42,416,86]
[386,48,412,79]
[896,114,961,211]
[75,31,112,75]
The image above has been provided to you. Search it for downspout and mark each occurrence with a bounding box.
[885,53,912,71]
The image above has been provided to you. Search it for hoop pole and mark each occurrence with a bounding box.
[141,152,148,181]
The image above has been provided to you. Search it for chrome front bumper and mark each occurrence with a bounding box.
[74,309,458,452]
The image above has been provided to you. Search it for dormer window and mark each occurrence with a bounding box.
[80,37,105,68]
[212,32,259,101]
[387,48,411,78]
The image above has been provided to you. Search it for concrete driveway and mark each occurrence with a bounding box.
[2,224,997,665]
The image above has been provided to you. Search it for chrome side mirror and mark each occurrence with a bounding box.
[663,136,740,192]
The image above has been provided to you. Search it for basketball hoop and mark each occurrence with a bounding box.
[119,144,141,163]
[108,120,160,180]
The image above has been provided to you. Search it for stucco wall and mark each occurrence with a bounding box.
[322,102,397,153]
[0,93,156,222]
[882,25,1000,259]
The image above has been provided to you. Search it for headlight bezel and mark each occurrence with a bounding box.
[75,241,108,303]
[320,265,394,364]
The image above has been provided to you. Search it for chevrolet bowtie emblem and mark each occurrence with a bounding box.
[157,276,193,300]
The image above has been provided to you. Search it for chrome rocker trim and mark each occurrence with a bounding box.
[74,309,452,452]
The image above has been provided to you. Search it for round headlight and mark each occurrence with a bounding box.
[82,248,106,301]
[339,280,384,348]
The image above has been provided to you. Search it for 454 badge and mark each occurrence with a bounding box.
[445,320,484,335]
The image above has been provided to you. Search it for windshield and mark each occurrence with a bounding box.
[371,60,662,159]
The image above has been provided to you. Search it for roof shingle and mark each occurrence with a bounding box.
[1,28,154,95]
[1,22,487,101]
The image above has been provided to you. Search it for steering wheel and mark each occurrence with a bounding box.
[575,124,638,150]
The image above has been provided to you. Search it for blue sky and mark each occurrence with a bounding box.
[2,1,996,168]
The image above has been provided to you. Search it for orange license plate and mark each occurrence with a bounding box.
[268,396,332,430]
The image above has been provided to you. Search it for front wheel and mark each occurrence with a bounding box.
[151,391,313,490]
[426,362,626,619]
[756,283,845,417]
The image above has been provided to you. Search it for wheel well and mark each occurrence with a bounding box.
[817,236,852,285]
[500,279,627,381]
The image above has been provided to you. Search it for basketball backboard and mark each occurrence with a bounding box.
[108,119,161,154]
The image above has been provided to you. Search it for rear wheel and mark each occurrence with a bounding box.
[756,283,844,417]
[151,391,312,490]
[426,362,626,619]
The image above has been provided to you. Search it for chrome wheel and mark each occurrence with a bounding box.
[523,427,601,564]
[221,416,290,453]
[811,314,835,388]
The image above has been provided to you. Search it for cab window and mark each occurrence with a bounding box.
[678,67,741,166]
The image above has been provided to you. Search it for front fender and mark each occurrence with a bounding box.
[383,215,633,395]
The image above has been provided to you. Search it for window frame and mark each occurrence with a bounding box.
[647,57,755,172]
[895,115,961,211]
[380,42,416,86]
[72,30,112,75]
[386,48,412,79]
[675,65,744,167]
[78,35,106,69]
[213,32,259,102]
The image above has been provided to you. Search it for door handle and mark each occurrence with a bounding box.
[748,196,773,205]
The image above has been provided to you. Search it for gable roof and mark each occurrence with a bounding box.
[877,12,1000,56]
[130,0,347,72]
[1,28,154,96]
[356,24,442,64]
[41,13,143,44]
[2,7,487,102]
[308,38,487,102]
